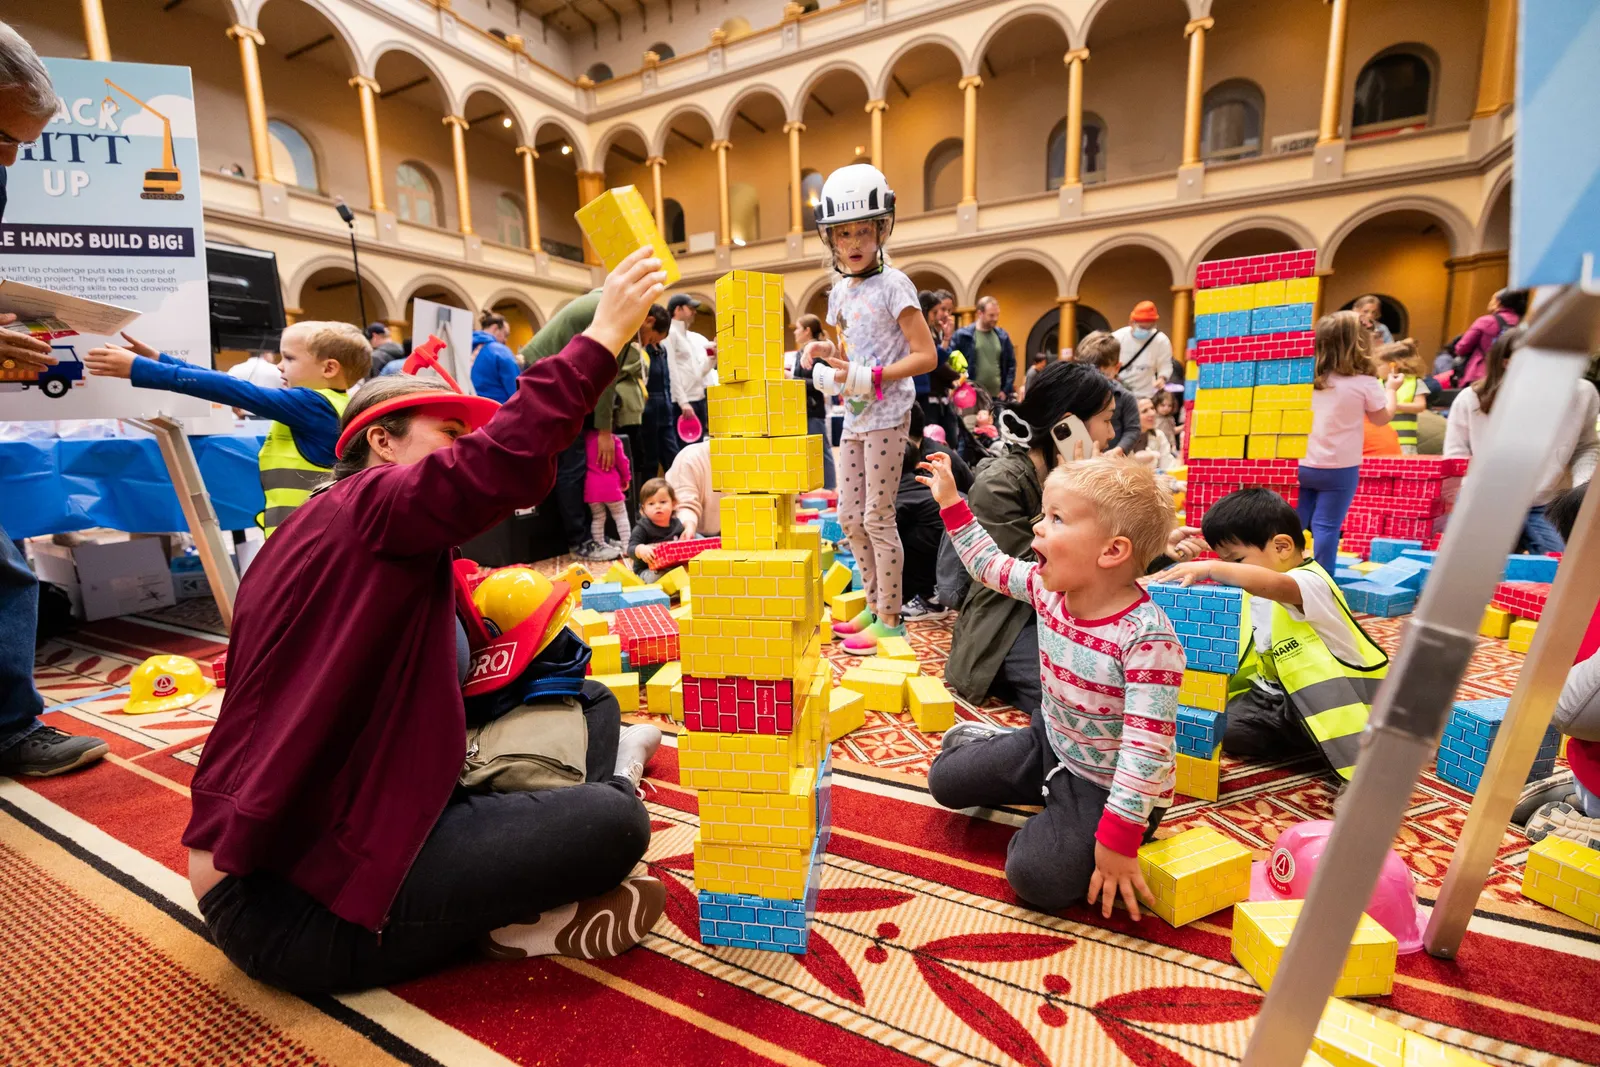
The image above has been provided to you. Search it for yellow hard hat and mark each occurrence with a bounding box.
[125,654,214,715]
[464,567,574,696]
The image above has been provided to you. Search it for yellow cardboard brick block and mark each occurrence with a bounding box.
[788,524,821,576]
[589,634,623,675]
[1175,748,1221,801]
[1522,836,1600,928]
[1137,826,1249,927]
[822,617,833,642]
[1310,998,1407,1067]
[809,658,830,698]
[821,543,835,572]
[1233,900,1398,997]
[876,635,916,661]
[688,549,818,621]
[699,765,817,848]
[1188,435,1246,459]
[1250,408,1283,436]
[679,719,818,794]
[714,270,785,383]
[570,607,609,641]
[720,494,790,551]
[658,568,690,599]
[1248,434,1278,460]
[710,435,823,494]
[823,561,854,603]
[1285,275,1321,306]
[1254,278,1288,307]
[693,829,816,900]
[1479,606,1513,638]
[1280,408,1315,435]
[827,685,866,742]
[1277,435,1309,460]
[1221,411,1252,437]
[1179,669,1228,712]
[590,672,641,712]
[601,561,643,588]
[1191,409,1223,438]
[1401,1034,1494,1066]
[709,378,808,438]
[574,186,681,285]
[840,666,905,713]
[1508,617,1537,654]
[831,589,867,622]
[1353,560,1382,574]
[646,660,682,718]
[906,675,955,732]
[670,602,693,623]
[681,616,817,679]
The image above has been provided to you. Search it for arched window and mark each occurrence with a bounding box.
[647,42,676,61]
[395,162,441,227]
[662,198,686,244]
[267,120,318,192]
[923,137,963,211]
[797,0,820,11]
[1352,50,1433,134]
[1201,80,1265,162]
[1045,114,1108,189]
[586,63,614,83]
[720,17,753,41]
[798,169,824,230]
[495,193,526,248]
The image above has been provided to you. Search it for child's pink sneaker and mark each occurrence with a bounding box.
[832,610,875,636]
[843,620,906,653]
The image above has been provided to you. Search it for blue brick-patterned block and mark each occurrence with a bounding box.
[1504,554,1559,582]
[697,790,829,955]
[849,559,863,592]
[619,587,670,609]
[1198,362,1256,389]
[1333,567,1364,587]
[1195,312,1220,341]
[1184,376,1198,402]
[1398,549,1438,565]
[1368,538,1422,564]
[1147,583,1245,673]
[580,582,625,612]
[1365,558,1431,592]
[1435,698,1561,793]
[1176,705,1227,758]
[818,513,844,544]
[1343,581,1414,617]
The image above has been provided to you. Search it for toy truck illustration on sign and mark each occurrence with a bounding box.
[0,318,87,398]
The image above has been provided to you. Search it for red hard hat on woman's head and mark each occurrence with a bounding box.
[334,391,500,459]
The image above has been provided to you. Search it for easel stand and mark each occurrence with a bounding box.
[129,415,240,630]
[1241,284,1600,1065]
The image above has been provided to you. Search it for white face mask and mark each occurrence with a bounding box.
[1131,326,1154,340]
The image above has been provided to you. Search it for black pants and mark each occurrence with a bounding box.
[199,682,650,994]
[927,711,1162,911]
[1222,684,1318,762]
[556,431,591,550]
[895,496,943,604]
[639,398,681,481]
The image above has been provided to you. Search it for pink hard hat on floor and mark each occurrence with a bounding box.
[1248,819,1427,953]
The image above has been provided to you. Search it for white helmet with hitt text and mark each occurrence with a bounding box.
[814,163,895,277]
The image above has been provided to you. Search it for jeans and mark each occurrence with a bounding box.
[807,415,837,490]
[927,711,1162,911]
[0,525,44,751]
[638,399,681,482]
[1521,505,1566,555]
[1296,464,1361,574]
[556,433,591,549]
[198,681,651,994]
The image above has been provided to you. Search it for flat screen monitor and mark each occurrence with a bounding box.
[206,242,286,353]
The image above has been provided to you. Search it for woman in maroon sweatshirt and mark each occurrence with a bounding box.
[184,251,671,993]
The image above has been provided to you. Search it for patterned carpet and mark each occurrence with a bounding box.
[3,590,1598,1067]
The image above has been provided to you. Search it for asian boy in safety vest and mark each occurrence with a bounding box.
[1155,488,1387,780]
[85,322,370,536]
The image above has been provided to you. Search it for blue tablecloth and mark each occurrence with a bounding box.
[0,434,265,538]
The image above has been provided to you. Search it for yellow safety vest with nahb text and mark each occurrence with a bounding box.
[256,387,349,537]
[1237,560,1388,779]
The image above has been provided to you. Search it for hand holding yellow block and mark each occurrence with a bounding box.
[574,185,681,284]
[1136,825,1250,927]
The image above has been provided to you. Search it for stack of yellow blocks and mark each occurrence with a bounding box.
[1233,899,1398,997]
[1177,668,1229,801]
[680,270,832,956]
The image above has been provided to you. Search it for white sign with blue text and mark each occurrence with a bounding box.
[0,57,210,421]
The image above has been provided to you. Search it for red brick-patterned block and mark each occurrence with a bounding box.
[1191,331,1314,364]
[1342,533,1375,559]
[611,604,679,665]
[649,536,722,568]
[1492,581,1550,621]
[1195,249,1317,289]
[1387,514,1447,542]
[1186,458,1300,485]
[1361,456,1469,479]
[1344,506,1387,536]
[682,675,797,734]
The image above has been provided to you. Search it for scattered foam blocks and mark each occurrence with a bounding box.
[588,634,623,675]
[649,535,722,569]
[590,672,641,711]
[646,660,682,719]
[570,607,609,641]
[830,589,867,623]
[603,561,644,588]
[611,603,679,665]
[580,582,626,613]
[1508,617,1537,654]
[906,675,955,732]
[1504,553,1560,583]
[1478,606,1513,638]
[1435,698,1561,792]
[1522,837,1600,929]
[839,665,905,713]
[1493,580,1548,620]
[1176,747,1222,801]
[1137,826,1251,927]
[1175,706,1227,758]
[1146,583,1245,673]
[619,587,671,610]
[826,686,866,743]
[1232,900,1397,997]
[876,635,916,662]
[1334,567,1364,587]
[1363,557,1431,592]
[1342,582,1415,617]
[822,560,853,604]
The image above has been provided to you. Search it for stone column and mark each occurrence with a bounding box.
[227,26,273,186]
[958,76,982,205]
[784,122,806,234]
[1170,286,1193,368]
[442,115,473,235]
[1059,48,1089,217]
[712,140,732,247]
[349,76,387,213]
[1469,0,1517,155]
[577,169,606,265]
[1056,297,1078,358]
[515,144,542,253]
[647,156,666,235]
[865,99,887,169]
[1314,0,1351,179]
[1181,18,1214,168]
[81,0,111,61]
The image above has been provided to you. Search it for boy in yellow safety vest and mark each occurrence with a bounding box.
[1155,488,1387,781]
[85,322,370,536]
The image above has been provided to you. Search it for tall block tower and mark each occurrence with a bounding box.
[682,270,832,954]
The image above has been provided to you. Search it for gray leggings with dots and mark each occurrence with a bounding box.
[835,416,909,619]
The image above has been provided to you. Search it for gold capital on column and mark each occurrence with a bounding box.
[1181,18,1213,167]
[711,140,732,245]
[957,76,981,206]
[1318,0,1351,144]
[349,76,387,213]
[81,0,112,61]
[1062,49,1089,185]
[515,145,542,251]
[443,115,473,235]
[227,25,274,184]
[646,156,666,234]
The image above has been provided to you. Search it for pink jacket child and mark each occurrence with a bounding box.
[585,430,632,503]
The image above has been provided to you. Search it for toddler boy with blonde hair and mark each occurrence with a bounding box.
[920,455,1183,919]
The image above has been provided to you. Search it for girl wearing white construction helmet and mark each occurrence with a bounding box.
[809,163,937,650]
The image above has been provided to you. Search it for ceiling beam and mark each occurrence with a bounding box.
[284,34,335,62]
[378,76,430,99]
[892,73,910,99]
[670,127,704,150]
[736,110,766,135]
[466,108,506,126]
[162,0,187,11]
[808,93,834,118]
[594,0,623,40]
[983,55,997,80]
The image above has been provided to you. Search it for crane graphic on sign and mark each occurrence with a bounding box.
[102,79,185,200]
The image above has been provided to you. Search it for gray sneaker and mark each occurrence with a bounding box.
[0,726,109,778]
[940,720,1008,752]
[1525,801,1600,850]
[902,595,952,621]
[574,540,622,562]
[1513,770,1575,826]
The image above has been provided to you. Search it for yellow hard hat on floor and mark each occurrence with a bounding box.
[463,567,573,697]
[125,655,214,715]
